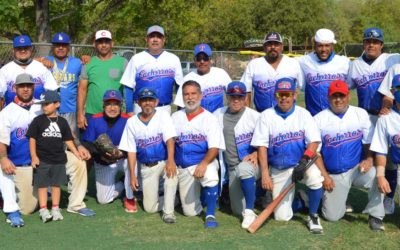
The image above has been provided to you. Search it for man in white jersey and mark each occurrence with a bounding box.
[314,80,385,231]
[0,35,58,107]
[120,25,183,115]
[174,43,231,112]
[298,28,350,116]
[251,78,325,234]
[348,27,400,214]
[241,32,304,112]
[172,80,225,228]
[119,87,178,223]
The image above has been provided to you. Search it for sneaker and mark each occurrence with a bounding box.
[6,211,24,227]
[307,214,323,234]
[241,209,257,229]
[368,215,385,232]
[51,208,64,221]
[345,203,354,213]
[123,198,138,213]
[39,209,53,223]
[67,208,96,217]
[204,215,218,228]
[383,197,395,215]
[162,213,176,224]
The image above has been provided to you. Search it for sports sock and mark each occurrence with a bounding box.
[385,169,397,199]
[308,187,323,215]
[240,177,256,210]
[203,185,218,217]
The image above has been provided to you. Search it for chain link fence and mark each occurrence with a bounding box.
[0,41,251,80]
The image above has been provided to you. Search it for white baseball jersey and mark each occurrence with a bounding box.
[349,53,400,112]
[240,55,304,112]
[174,67,232,112]
[0,70,6,98]
[119,110,177,164]
[378,63,400,99]
[0,60,58,105]
[370,108,400,164]
[251,105,320,169]
[314,106,374,174]
[172,109,225,168]
[120,50,183,105]
[298,53,350,116]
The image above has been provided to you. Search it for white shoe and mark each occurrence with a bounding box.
[39,209,53,223]
[241,209,257,229]
[383,197,395,215]
[345,203,354,213]
[307,214,323,234]
[51,208,64,221]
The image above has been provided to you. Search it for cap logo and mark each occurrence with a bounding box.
[199,44,206,51]
[278,81,291,89]
[101,31,106,36]
[109,90,116,97]
[20,38,25,43]
[368,29,380,38]
[40,94,45,101]
[268,34,277,39]
[58,34,63,41]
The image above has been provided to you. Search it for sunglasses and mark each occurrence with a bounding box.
[275,92,293,98]
[195,55,210,62]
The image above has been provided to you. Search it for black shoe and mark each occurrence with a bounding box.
[368,215,385,232]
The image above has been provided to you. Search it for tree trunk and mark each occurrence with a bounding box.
[35,0,50,42]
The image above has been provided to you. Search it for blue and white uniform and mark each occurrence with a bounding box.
[378,64,400,99]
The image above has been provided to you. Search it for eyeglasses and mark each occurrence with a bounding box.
[195,55,210,62]
[104,102,120,107]
[275,92,293,99]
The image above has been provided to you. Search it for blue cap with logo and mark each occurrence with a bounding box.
[147,25,165,36]
[226,81,247,97]
[13,35,32,48]
[194,43,212,57]
[275,78,296,92]
[52,32,71,44]
[363,28,383,42]
[138,87,158,100]
[103,90,122,102]
[36,90,61,104]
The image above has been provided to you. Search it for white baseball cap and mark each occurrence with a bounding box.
[95,30,112,40]
[314,28,337,44]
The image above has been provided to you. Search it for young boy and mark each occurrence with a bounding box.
[27,90,82,223]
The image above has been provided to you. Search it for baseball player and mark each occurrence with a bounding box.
[120,25,183,115]
[172,80,225,228]
[174,43,232,112]
[314,80,385,231]
[0,73,42,227]
[0,35,58,106]
[251,78,325,234]
[298,28,350,116]
[348,28,400,214]
[82,90,135,212]
[370,75,400,217]
[119,87,178,223]
[240,32,304,112]
[213,81,260,229]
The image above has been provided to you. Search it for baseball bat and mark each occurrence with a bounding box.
[247,182,295,234]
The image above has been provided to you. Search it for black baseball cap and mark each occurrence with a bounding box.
[36,90,61,104]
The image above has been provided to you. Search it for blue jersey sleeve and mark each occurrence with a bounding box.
[124,85,134,113]
[83,119,97,143]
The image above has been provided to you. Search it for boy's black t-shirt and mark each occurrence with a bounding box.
[26,114,73,164]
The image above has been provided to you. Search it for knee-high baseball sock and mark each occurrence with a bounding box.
[308,187,323,215]
[385,169,397,199]
[240,177,256,210]
[203,185,218,217]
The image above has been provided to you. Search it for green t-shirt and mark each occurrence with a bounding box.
[81,55,127,114]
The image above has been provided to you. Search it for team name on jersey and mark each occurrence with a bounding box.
[7,77,44,90]
[353,70,387,87]
[15,127,28,140]
[323,130,363,147]
[253,79,275,90]
[270,130,305,147]
[176,133,207,145]
[52,72,77,85]
[235,132,253,146]
[203,86,224,97]
[392,134,400,147]
[138,68,175,81]
[136,133,163,148]
[306,73,346,85]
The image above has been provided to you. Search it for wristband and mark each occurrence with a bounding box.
[376,166,385,177]
[303,149,315,159]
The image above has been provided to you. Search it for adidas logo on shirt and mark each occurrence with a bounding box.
[42,122,62,138]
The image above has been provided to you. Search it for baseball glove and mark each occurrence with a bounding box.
[93,133,121,164]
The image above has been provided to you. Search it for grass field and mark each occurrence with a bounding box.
[2,90,400,249]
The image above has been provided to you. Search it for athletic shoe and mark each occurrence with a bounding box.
[162,213,176,224]
[383,197,395,215]
[39,209,53,223]
[345,203,354,213]
[241,209,257,229]
[6,211,24,227]
[67,208,96,217]
[307,214,323,234]
[51,208,64,221]
[204,215,218,228]
[123,198,138,213]
[368,215,385,232]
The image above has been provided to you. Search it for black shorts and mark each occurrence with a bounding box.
[33,162,67,188]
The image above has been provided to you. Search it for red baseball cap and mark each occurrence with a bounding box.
[328,80,349,96]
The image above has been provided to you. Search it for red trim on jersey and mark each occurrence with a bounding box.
[186,107,204,121]
[121,113,130,119]
[92,112,104,118]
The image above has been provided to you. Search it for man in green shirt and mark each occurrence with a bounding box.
[77,30,127,129]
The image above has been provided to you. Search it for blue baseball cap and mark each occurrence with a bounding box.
[275,78,296,92]
[36,90,61,104]
[13,35,32,48]
[103,90,122,102]
[147,25,165,36]
[226,81,247,97]
[138,87,158,100]
[52,32,71,44]
[363,28,383,42]
[194,43,212,57]
[391,74,400,88]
